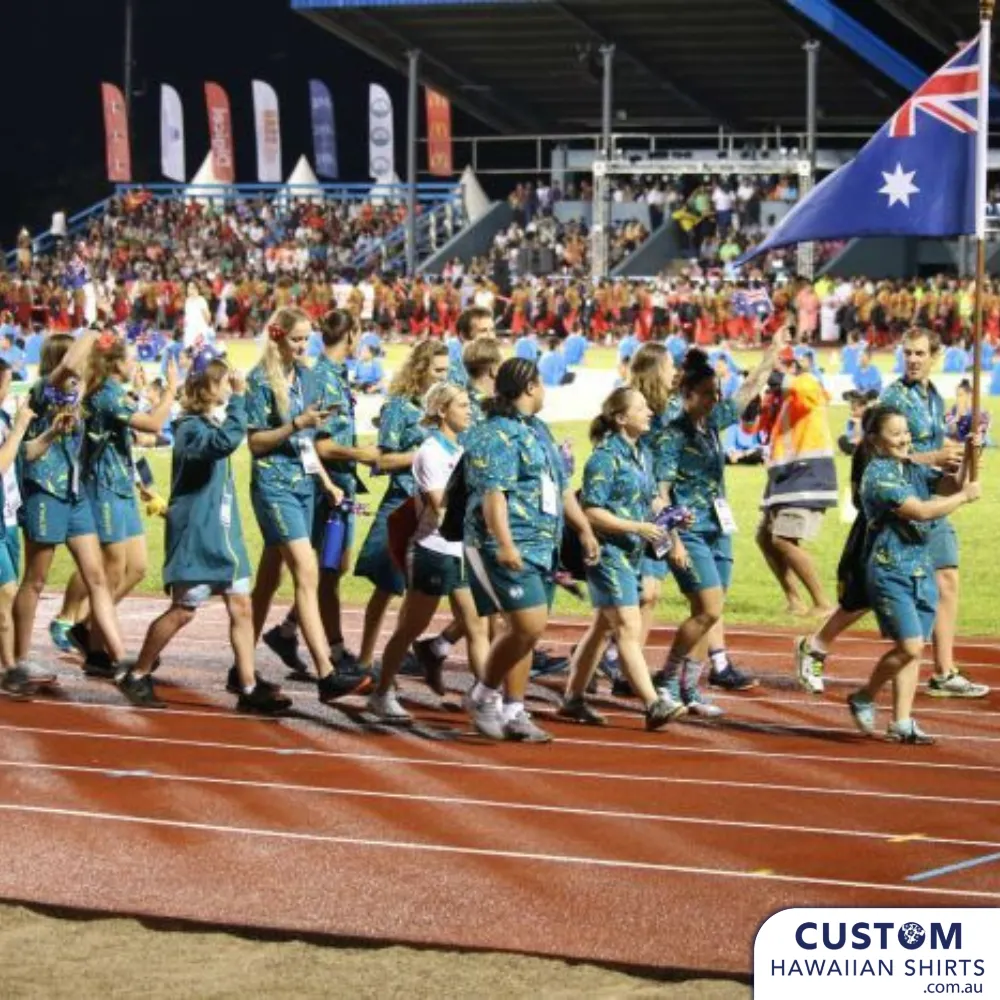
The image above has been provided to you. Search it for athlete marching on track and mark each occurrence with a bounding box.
[117,353,291,714]
[462,358,600,742]
[848,405,982,744]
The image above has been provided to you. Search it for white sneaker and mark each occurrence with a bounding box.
[367,690,412,724]
[504,709,553,743]
[795,637,826,695]
[472,693,506,740]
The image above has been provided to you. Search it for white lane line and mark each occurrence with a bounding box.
[1,699,996,774]
[0,722,996,809]
[1,802,997,901]
[2,758,999,852]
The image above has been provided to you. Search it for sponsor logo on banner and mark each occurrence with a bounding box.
[309,80,338,179]
[204,82,235,183]
[160,84,186,182]
[101,83,131,183]
[754,908,997,998]
[368,83,394,179]
[425,88,453,177]
[252,80,282,183]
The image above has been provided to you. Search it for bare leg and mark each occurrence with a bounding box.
[251,546,284,642]
[449,589,488,681]
[565,613,611,700]
[57,572,89,625]
[280,539,332,679]
[0,583,17,669]
[223,593,257,690]
[483,605,548,691]
[771,535,833,613]
[639,576,661,646]
[376,590,440,694]
[66,534,126,663]
[931,568,959,680]
[14,542,56,662]
[133,605,195,677]
[755,522,806,614]
[358,587,393,667]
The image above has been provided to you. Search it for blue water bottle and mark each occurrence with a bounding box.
[321,508,347,572]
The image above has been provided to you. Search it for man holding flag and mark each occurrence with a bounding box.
[735,13,993,700]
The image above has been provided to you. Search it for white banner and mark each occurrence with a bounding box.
[755,908,999,999]
[368,83,394,180]
[160,84,185,182]
[252,80,282,183]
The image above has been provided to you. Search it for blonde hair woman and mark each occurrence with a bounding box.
[367,382,488,723]
[353,339,450,670]
[245,306,366,704]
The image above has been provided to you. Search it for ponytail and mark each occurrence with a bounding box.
[589,386,636,444]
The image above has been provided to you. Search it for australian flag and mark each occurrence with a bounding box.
[737,35,983,266]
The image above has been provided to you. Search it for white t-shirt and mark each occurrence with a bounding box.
[712,188,734,212]
[412,432,463,558]
[0,413,21,527]
[183,294,212,347]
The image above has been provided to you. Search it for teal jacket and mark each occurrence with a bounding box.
[84,378,139,499]
[162,396,251,587]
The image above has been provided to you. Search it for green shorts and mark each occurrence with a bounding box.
[0,524,21,586]
[464,545,555,616]
[640,553,668,581]
[355,496,407,596]
[669,528,734,595]
[89,487,144,545]
[23,489,96,546]
[408,544,466,597]
[928,519,959,572]
[868,567,937,642]
[251,485,315,548]
[587,547,642,608]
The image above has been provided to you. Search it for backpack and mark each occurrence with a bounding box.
[438,454,468,543]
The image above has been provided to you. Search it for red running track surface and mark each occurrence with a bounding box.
[1,595,998,977]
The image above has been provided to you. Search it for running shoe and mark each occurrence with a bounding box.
[83,651,119,680]
[471,693,506,741]
[237,683,292,716]
[556,696,607,726]
[646,696,686,731]
[1,662,59,698]
[49,618,75,653]
[67,622,90,658]
[847,691,877,735]
[504,709,553,743]
[367,689,412,725]
[398,651,422,677]
[708,662,758,692]
[680,659,724,718]
[262,626,311,677]
[226,666,282,696]
[886,719,934,745]
[926,671,990,699]
[597,643,621,682]
[318,669,371,704]
[611,676,634,698]
[412,638,447,697]
[117,671,166,709]
[794,636,826,695]
[530,648,569,678]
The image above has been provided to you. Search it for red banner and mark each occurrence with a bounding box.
[101,83,132,182]
[204,82,235,183]
[425,88,453,177]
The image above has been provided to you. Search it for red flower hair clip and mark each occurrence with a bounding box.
[96,331,118,352]
[268,323,287,342]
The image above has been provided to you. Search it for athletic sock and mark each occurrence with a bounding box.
[243,685,255,695]
[604,640,620,664]
[808,634,829,656]
[708,648,728,677]
[430,636,453,659]
[502,700,524,723]
[470,681,498,705]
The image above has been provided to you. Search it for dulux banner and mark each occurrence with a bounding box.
[368,83,394,180]
[309,80,338,179]
[755,908,998,998]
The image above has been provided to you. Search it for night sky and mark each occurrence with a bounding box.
[1,0,477,247]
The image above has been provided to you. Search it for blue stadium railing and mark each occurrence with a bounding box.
[5,181,465,271]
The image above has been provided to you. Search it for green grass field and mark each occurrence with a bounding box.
[32,340,999,634]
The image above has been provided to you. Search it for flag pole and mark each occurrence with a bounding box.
[972,0,995,481]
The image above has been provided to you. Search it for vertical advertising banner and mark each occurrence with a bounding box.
[204,82,235,183]
[425,88,453,177]
[309,80,338,180]
[252,80,282,183]
[160,84,186,182]
[101,83,132,182]
[368,83,395,180]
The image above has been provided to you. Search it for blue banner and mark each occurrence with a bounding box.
[309,80,338,179]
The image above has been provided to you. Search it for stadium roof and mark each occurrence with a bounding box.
[293,0,984,135]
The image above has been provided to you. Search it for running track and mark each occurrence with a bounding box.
[1,595,998,977]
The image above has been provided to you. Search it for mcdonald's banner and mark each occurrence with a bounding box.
[425,88,453,177]
[101,83,131,183]
[204,82,235,183]
[252,80,282,183]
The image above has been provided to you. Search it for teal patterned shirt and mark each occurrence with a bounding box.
[464,411,568,571]
[581,433,655,561]
[377,394,427,501]
[312,355,358,496]
[84,378,139,499]
[447,354,469,388]
[23,378,85,500]
[880,379,945,455]
[861,457,940,578]
[245,362,316,497]
[656,398,740,533]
